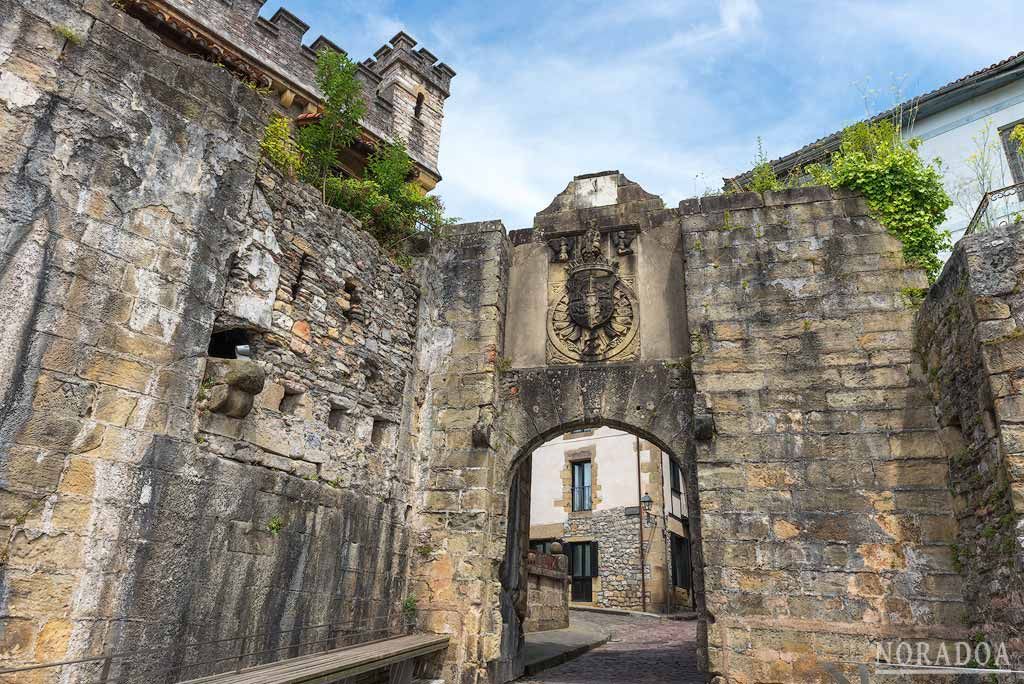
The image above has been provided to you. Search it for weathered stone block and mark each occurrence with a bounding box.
[79,350,153,392]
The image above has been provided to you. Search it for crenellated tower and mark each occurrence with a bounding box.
[363,31,455,190]
[120,0,454,189]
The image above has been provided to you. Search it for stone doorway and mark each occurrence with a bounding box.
[496,423,700,681]
[407,173,707,684]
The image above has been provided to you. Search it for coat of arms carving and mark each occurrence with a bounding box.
[546,226,639,363]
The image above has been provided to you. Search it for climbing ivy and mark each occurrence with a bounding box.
[259,115,301,178]
[808,120,951,282]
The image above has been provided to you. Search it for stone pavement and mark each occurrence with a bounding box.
[523,610,611,675]
[521,611,702,683]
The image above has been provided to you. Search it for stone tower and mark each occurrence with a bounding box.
[366,31,455,190]
[114,1,454,189]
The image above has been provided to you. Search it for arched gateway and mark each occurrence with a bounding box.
[408,171,973,683]
[2,7,1020,684]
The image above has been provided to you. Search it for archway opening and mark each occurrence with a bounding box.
[497,423,699,682]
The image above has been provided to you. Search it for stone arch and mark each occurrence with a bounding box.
[488,362,709,681]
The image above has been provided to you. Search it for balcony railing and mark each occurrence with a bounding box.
[571,485,592,512]
[965,181,1024,236]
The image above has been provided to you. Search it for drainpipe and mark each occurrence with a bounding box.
[636,433,646,613]
[658,448,671,614]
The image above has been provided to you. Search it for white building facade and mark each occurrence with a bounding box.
[730,51,1024,245]
[528,426,693,613]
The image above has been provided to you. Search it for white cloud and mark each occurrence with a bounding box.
[720,0,761,34]
[289,0,1024,228]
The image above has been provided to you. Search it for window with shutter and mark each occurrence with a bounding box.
[998,119,1024,198]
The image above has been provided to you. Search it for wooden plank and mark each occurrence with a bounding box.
[179,634,449,684]
[205,639,448,684]
[184,635,441,682]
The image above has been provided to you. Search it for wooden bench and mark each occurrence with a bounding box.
[180,633,449,684]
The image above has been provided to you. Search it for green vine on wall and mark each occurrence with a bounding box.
[260,115,301,178]
[808,120,952,282]
[259,50,454,267]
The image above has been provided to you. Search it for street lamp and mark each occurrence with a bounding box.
[640,492,657,528]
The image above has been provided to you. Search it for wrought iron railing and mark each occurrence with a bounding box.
[571,485,592,512]
[964,181,1024,236]
[0,616,402,684]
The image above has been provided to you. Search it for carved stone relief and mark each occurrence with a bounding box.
[546,225,640,364]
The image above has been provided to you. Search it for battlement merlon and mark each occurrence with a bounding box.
[120,1,453,186]
[364,31,457,97]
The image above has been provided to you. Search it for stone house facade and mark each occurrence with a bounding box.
[528,427,692,613]
[3,2,1024,684]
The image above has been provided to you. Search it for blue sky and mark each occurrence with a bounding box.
[262,0,1023,229]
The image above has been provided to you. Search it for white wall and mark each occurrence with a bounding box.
[530,427,674,527]
[910,79,1024,245]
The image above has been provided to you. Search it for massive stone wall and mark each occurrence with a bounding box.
[916,220,1024,667]
[404,219,513,683]
[0,2,421,680]
[684,188,967,682]
[1,3,1017,684]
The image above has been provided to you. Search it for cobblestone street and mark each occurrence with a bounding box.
[521,612,702,683]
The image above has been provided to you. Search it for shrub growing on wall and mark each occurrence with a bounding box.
[746,137,783,193]
[325,142,453,262]
[259,49,452,266]
[808,120,951,282]
[297,49,365,195]
[259,115,301,178]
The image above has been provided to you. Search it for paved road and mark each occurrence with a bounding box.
[520,612,703,683]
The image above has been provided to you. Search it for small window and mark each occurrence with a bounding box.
[279,390,304,415]
[414,92,424,120]
[571,460,591,512]
[670,460,682,494]
[371,418,397,449]
[208,329,251,359]
[342,280,364,323]
[998,119,1024,198]
[327,407,349,431]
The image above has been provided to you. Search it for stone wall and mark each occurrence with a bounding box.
[404,220,512,683]
[684,188,967,682]
[411,175,699,683]
[523,552,569,633]
[916,220,1024,666]
[564,508,648,610]
[0,2,422,680]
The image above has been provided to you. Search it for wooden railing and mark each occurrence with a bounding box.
[0,617,407,684]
